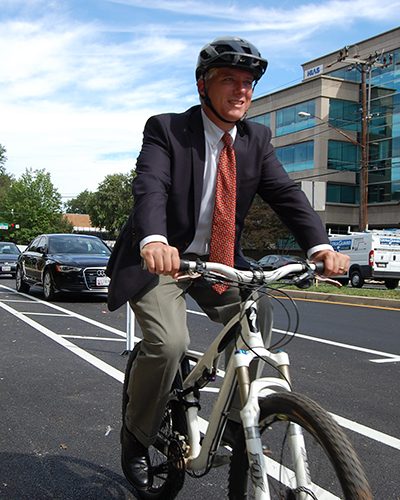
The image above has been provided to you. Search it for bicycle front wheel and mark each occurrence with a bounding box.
[229,392,372,500]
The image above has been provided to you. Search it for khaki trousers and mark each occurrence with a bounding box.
[126,270,273,447]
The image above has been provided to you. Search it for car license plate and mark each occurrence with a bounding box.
[1,266,11,272]
[96,276,110,287]
[376,263,387,268]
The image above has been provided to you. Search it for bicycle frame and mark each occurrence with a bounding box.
[179,290,312,500]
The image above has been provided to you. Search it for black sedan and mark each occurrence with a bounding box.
[258,254,306,270]
[16,234,111,300]
[0,242,21,278]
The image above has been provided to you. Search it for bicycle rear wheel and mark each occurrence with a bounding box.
[122,342,187,500]
[229,392,372,500]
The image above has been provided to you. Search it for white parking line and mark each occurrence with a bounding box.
[63,335,125,342]
[273,327,400,364]
[0,299,124,384]
[0,284,132,338]
[1,287,399,451]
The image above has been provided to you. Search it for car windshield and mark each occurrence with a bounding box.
[48,237,110,255]
[0,243,20,254]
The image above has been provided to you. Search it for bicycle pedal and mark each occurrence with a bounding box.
[211,454,231,468]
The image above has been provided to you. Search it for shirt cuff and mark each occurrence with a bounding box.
[140,235,169,252]
[307,244,334,260]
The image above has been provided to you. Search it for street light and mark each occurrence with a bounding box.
[298,111,368,231]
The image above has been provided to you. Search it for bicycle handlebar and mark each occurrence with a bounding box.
[178,259,324,284]
[141,258,324,284]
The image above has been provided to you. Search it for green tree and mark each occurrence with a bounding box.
[0,143,7,167]
[241,195,295,256]
[2,168,73,244]
[64,189,93,214]
[0,145,14,227]
[0,167,13,198]
[87,171,135,232]
[0,144,12,197]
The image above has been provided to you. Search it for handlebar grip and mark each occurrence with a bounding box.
[179,259,190,271]
[141,258,191,272]
[313,261,325,274]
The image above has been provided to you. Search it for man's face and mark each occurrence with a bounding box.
[197,67,254,130]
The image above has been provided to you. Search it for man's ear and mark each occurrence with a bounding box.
[197,78,206,99]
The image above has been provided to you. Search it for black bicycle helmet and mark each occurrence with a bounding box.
[196,36,268,82]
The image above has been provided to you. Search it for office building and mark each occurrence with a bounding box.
[248,27,400,233]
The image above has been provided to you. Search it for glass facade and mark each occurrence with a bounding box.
[329,100,360,131]
[249,113,271,128]
[276,100,315,136]
[327,183,358,204]
[328,47,400,204]
[327,140,359,171]
[275,142,314,173]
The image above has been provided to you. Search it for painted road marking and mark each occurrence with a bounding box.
[1,286,399,451]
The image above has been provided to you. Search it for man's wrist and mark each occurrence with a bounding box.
[140,235,169,251]
[307,244,334,260]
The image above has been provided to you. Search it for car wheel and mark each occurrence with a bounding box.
[385,279,399,290]
[16,266,30,293]
[43,270,56,301]
[350,269,364,288]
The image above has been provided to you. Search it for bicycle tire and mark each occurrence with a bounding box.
[228,392,372,500]
[122,342,187,500]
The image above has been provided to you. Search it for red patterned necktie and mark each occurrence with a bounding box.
[209,132,236,294]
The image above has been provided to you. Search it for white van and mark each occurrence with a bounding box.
[328,229,400,289]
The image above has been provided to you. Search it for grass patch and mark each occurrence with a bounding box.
[284,282,400,300]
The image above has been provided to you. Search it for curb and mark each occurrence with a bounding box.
[281,289,400,310]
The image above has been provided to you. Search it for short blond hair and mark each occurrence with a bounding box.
[204,68,219,81]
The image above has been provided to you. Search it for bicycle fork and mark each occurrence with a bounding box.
[235,349,312,500]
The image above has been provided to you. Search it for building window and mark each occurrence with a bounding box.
[329,99,360,131]
[328,140,359,171]
[276,100,316,136]
[327,183,358,204]
[249,113,271,128]
[328,66,360,83]
[276,142,314,173]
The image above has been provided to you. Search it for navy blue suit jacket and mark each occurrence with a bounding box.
[106,105,329,311]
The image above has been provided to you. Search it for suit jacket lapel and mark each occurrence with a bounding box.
[188,107,206,227]
[233,126,248,189]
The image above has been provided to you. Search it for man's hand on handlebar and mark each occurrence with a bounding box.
[310,249,350,277]
[141,242,181,277]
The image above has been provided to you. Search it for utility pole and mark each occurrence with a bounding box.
[328,47,393,231]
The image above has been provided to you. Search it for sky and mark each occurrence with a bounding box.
[1,0,400,202]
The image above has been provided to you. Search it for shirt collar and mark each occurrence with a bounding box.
[201,109,237,149]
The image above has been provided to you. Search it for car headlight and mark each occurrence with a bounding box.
[56,265,82,272]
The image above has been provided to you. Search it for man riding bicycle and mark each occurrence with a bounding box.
[106,36,350,491]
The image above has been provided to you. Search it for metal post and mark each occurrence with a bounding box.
[326,47,393,232]
[359,66,368,231]
[123,302,135,354]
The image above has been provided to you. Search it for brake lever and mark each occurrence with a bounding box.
[175,272,202,283]
[315,276,343,288]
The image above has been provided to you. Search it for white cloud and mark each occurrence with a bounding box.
[105,0,400,26]
[0,0,399,199]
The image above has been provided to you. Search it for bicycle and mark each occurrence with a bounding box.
[122,259,373,500]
